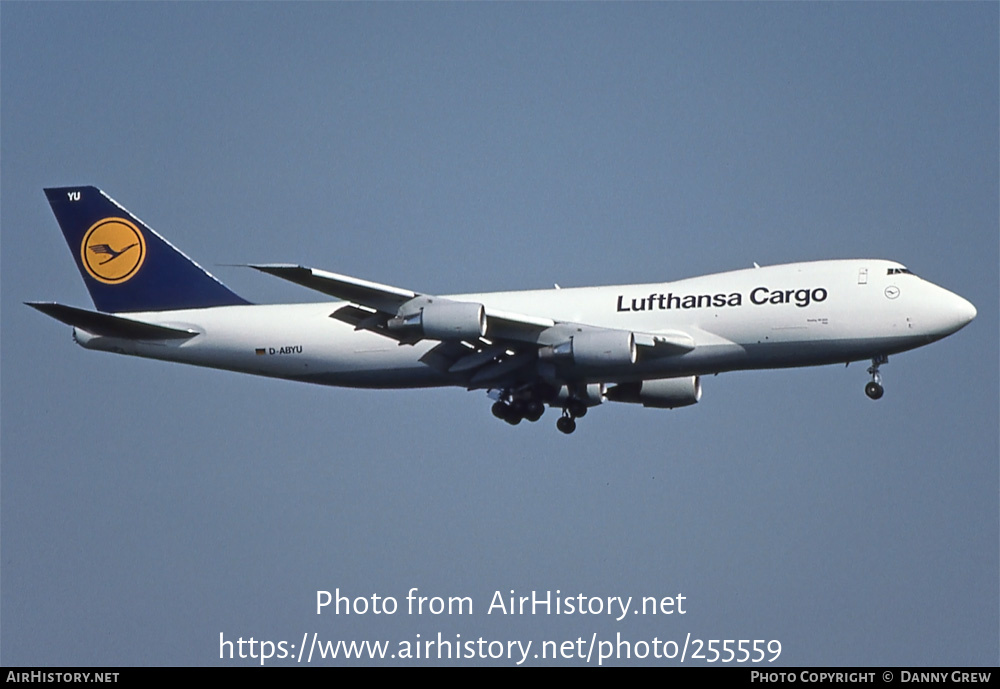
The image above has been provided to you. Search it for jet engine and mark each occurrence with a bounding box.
[539,330,637,369]
[605,377,702,408]
[553,383,606,408]
[388,302,487,341]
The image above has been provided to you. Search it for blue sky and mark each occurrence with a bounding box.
[2,2,997,666]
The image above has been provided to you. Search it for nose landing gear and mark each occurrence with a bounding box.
[865,355,887,400]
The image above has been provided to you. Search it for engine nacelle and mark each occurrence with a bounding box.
[605,377,702,409]
[553,383,606,407]
[388,301,487,341]
[539,330,637,369]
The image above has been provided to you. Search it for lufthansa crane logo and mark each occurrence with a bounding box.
[80,217,146,284]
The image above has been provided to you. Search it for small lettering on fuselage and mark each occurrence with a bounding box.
[616,287,827,312]
[256,345,303,355]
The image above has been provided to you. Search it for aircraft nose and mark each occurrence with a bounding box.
[954,294,976,327]
[941,290,976,335]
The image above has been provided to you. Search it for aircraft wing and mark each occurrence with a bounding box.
[250,263,556,344]
[250,263,694,387]
[250,264,416,313]
[633,330,696,353]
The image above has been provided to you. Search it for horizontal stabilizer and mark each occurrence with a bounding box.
[25,302,199,340]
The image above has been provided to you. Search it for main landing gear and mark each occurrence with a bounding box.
[491,388,589,434]
[865,355,888,400]
[556,398,588,435]
[491,397,545,425]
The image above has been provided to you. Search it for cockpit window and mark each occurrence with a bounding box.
[887,267,913,275]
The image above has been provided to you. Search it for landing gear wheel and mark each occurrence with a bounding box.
[865,381,884,400]
[492,401,508,419]
[525,400,545,422]
[556,416,577,434]
[865,354,887,400]
[491,399,522,424]
[567,399,588,418]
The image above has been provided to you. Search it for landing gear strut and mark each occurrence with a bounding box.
[865,355,887,400]
[555,397,590,434]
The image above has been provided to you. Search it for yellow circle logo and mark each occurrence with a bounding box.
[80,218,146,284]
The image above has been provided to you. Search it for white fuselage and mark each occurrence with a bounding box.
[73,259,976,389]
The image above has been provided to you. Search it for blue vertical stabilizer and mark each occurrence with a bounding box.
[44,186,250,312]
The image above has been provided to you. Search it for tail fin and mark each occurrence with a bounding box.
[44,186,250,312]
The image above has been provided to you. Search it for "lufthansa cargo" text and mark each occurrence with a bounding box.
[616,287,828,312]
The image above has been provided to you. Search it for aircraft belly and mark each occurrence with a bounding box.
[580,330,937,382]
[289,368,452,389]
[77,304,456,389]
[736,334,935,370]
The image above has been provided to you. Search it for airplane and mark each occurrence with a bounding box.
[28,186,977,434]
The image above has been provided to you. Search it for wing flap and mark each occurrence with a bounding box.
[467,352,535,386]
[448,344,509,373]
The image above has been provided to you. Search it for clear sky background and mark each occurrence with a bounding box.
[2,2,997,666]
